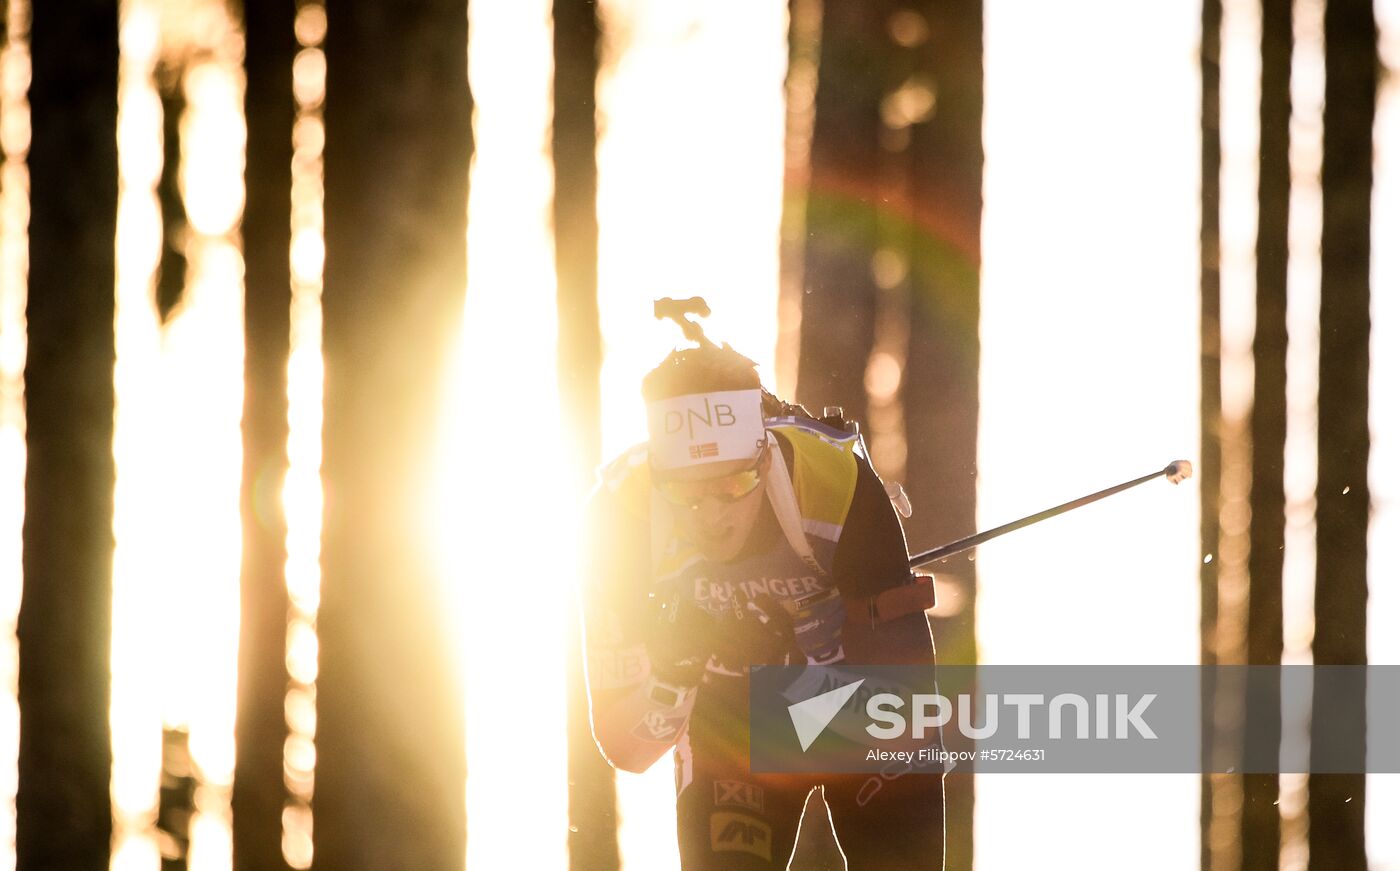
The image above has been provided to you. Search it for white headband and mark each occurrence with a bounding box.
[646,389,765,471]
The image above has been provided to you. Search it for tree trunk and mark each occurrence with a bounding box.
[788,4,979,868]
[795,0,893,425]
[17,1,118,867]
[314,2,472,869]
[233,1,297,869]
[1308,0,1374,868]
[553,0,601,483]
[900,3,982,869]
[1242,1,1291,867]
[552,1,619,868]
[778,0,821,397]
[155,59,189,324]
[1199,0,1223,865]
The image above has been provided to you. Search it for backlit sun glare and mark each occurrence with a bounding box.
[593,2,789,867]
[280,3,328,867]
[111,0,245,868]
[447,1,570,868]
[0,1,30,868]
[0,0,1394,868]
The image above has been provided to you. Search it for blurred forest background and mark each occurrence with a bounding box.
[2,0,1397,868]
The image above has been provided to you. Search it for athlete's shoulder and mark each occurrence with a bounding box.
[767,416,862,462]
[766,417,861,528]
[592,441,652,518]
[598,441,650,488]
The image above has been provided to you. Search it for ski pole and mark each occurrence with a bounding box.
[908,460,1193,570]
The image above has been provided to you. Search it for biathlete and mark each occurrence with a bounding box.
[580,336,944,870]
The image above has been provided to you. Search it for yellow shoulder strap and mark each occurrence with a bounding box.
[774,422,860,540]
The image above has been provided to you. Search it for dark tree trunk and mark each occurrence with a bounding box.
[552,1,619,868]
[795,0,893,425]
[155,60,189,324]
[1199,0,1222,865]
[792,4,980,868]
[232,1,298,869]
[1241,1,1291,867]
[1308,0,1374,868]
[553,0,601,483]
[900,3,982,869]
[17,1,119,867]
[314,2,472,869]
[778,0,821,395]
[782,6,847,866]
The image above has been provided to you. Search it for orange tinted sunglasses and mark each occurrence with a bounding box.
[653,452,766,509]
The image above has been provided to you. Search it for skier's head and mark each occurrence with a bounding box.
[643,345,771,562]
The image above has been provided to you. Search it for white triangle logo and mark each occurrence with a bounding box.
[787,679,865,752]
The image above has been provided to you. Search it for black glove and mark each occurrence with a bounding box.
[643,596,719,688]
[710,594,807,673]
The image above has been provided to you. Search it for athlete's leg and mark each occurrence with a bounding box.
[675,681,810,870]
[822,763,944,870]
[675,729,816,869]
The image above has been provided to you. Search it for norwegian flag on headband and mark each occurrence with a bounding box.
[689,442,719,460]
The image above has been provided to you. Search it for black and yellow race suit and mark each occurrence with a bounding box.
[581,416,944,870]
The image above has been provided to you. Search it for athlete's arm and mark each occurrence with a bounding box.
[833,456,936,665]
[578,479,696,772]
[577,621,696,773]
